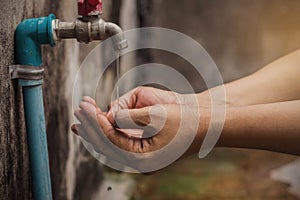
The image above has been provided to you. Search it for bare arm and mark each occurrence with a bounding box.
[198,50,300,106]
[71,50,300,162]
[209,100,300,155]
[73,97,300,158]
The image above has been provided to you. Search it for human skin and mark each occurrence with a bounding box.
[197,49,300,107]
[71,50,300,162]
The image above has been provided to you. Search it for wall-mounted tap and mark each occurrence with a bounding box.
[12,1,127,200]
[52,0,128,50]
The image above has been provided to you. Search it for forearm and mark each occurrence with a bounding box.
[206,100,300,155]
[198,49,300,107]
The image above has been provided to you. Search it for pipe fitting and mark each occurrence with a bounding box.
[104,22,128,50]
[52,17,128,50]
[15,14,56,66]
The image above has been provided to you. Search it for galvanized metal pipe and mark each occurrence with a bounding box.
[52,17,128,50]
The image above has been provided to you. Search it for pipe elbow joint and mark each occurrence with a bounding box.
[15,14,56,66]
[103,22,128,50]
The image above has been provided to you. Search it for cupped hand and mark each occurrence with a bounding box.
[71,96,203,172]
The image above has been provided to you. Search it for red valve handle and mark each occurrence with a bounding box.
[78,0,103,16]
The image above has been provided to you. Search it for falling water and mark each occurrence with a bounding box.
[116,53,120,112]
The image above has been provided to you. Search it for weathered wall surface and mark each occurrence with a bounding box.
[0,1,35,199]
[0,0,106,199]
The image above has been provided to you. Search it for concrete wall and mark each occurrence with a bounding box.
[0,1,106,199]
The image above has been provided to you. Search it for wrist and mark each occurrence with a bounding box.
[197,88,234,107]
[196,91,212,107]
[185,107,211,156]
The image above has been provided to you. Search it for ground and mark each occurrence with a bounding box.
[131,149,298,200]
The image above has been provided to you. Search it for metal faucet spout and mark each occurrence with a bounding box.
[52,17,128,51]
[104,22,128,50]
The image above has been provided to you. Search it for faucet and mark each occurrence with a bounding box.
[52,0,128,50]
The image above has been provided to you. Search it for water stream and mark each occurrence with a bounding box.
[116,53,121,112]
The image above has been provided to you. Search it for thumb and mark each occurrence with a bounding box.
[115,105,167,139]
[107,104,120,124]
[115,107,151,130]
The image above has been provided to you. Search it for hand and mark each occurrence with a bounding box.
[107,86,199,124]
[71,96,204,172]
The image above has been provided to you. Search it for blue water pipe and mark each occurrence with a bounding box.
[15,14,56,200]
[13,11,127,199]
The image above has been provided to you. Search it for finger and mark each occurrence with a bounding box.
[116,128,144,139]
[107,102,126,124]
[76,111,130,163]
[82,96,103,114]
[74,110,98,143]
[75,108,98,132]
[109,87,137,110]
[107,107,116,125]
[114,107,161,139]
[74,104,109,144]
[107,88,140,123]
[96,113,138,152]
[75,124,96,144]
[96,113,146,156]
[79,102,100,127]
[118,105,170,140]
[71,124,79,135]
[96,113,115,135]
[77,118,130,163]
[75,103,114,145]
[96,113,169,172]
[82,96,97,106]
[74,106,143,169]
[115,107,151,129]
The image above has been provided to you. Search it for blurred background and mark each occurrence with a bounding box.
[102,0,300,199]
[0,0,299,199]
